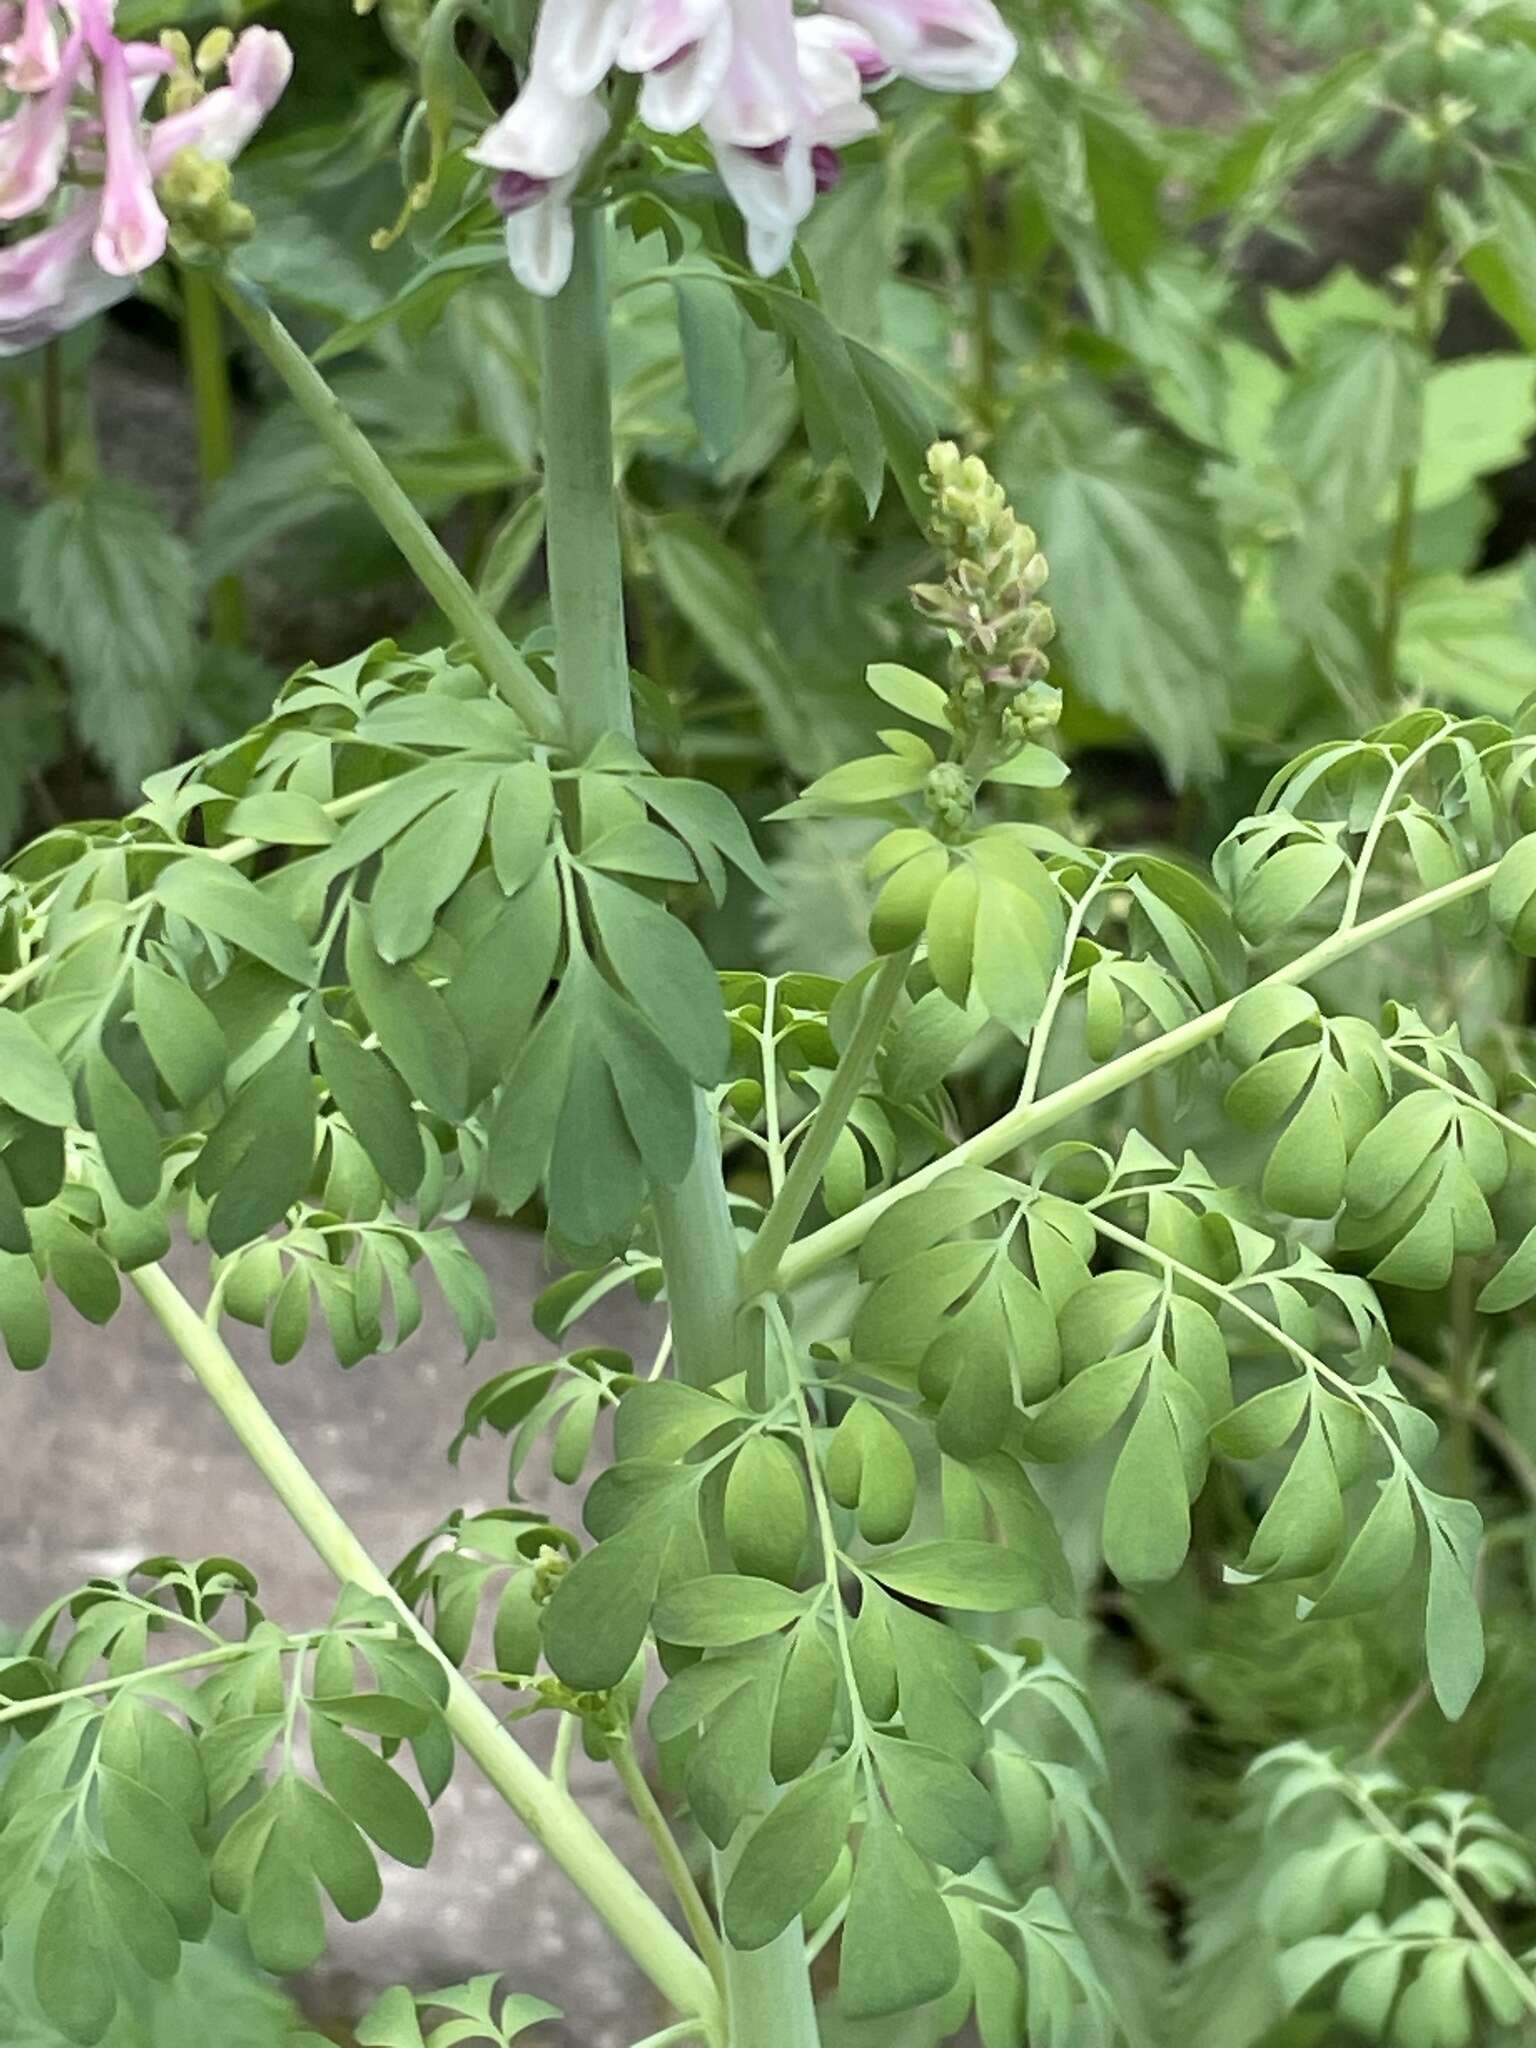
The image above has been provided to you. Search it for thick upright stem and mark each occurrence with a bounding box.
[539,209,632,753]
[129,1264,721,2038]
[215,275,558,744]
[181,266,244,647]
[538,205,819,2047]
[712,1835,824,2048]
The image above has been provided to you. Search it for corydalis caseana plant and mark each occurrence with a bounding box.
[4,415,1536,2047]
[471,0,1016,292]
[0,0,288,353]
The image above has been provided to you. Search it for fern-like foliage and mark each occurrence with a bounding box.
[7,456,1536,2042]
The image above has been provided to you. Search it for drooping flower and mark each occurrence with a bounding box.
[821,0,1017,91]
[0,0,60,92]
[702,0,813,277]
[624,0,730,136]
[0,195,120,349]
[0,7,291,356]
[467,7,609,297]
[148,26,293,170]
[471,0,1015,296]
[0,35,80,220]
[93,33,169,274]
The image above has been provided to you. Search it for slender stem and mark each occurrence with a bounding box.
[0,1636,319,1727]
[1385,1045,1536,1155]
[960,96,998,438]
[628,2027,709,2048]
[1367,1682,1430,1759]
[180,265,244,647]
[742,950,914,1297]
[551,1709,577,1792]
[1339,733,1439,933]
[1017,868,1110,1109]
[214,274,558,745]
[539,208,632,753]
[612,1734,726,1987]
[1341,1779,1536,2017]
[128,1263,722,2039]
[1376,144,1446,702]
[1393,1351,1536,1505]
[41,339,65,486]
[777,860,1501,1289]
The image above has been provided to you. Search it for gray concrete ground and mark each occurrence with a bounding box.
[0,1225,675,2046]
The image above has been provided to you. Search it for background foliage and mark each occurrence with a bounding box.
[11,0,1536,2044]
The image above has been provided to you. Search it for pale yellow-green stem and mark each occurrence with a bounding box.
[777,860,1501,1289]
[129,1263,723,2040]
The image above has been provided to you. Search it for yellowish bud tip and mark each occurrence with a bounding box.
[195,26,234,76]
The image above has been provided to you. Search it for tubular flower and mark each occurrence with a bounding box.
[474,0,1015,296]
[0,0,290,356]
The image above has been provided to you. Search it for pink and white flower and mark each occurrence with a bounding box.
[0,7,290,356]
[467,6,609,297]
[471,0,1015,295]
[822,0,1016,91]
[1,0,61,92]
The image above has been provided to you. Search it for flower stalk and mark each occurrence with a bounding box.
[179,263,243,645]
[214,274,560,744]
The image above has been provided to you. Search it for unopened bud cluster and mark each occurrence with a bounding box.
[913,442,1060,705]
[159,148,254,255]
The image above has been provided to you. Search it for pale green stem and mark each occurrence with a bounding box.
[128,1263,722,2039]
[214,274,558,745]
[1340,1778,1536,2018]
[741,948,915,1297]
[0,777,405,1011]
[531,195,819,2045]
[0,1635,358,1727]
[1016,866,1111,1109]
[652,1101,742,1390]
[1338,732,1440,932]
[612,1734,726,1987]
[710,1833,824,2048]
[778,860,1500,1289]
[180,265,244,647]
[1386,1045,1536,1154]
[539,208,632,753]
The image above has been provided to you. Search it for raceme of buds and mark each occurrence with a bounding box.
[0,0,290,357]
[472,0,1017,296]
[914,440,1058,698]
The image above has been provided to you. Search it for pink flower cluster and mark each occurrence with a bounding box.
[0,0,290,356]
[473,0,1016,296]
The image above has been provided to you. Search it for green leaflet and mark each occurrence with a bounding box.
[154,860,316,986]
[839,1804,961,2021]
[0,1013,75,1128]
[722,1757,856,1951]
